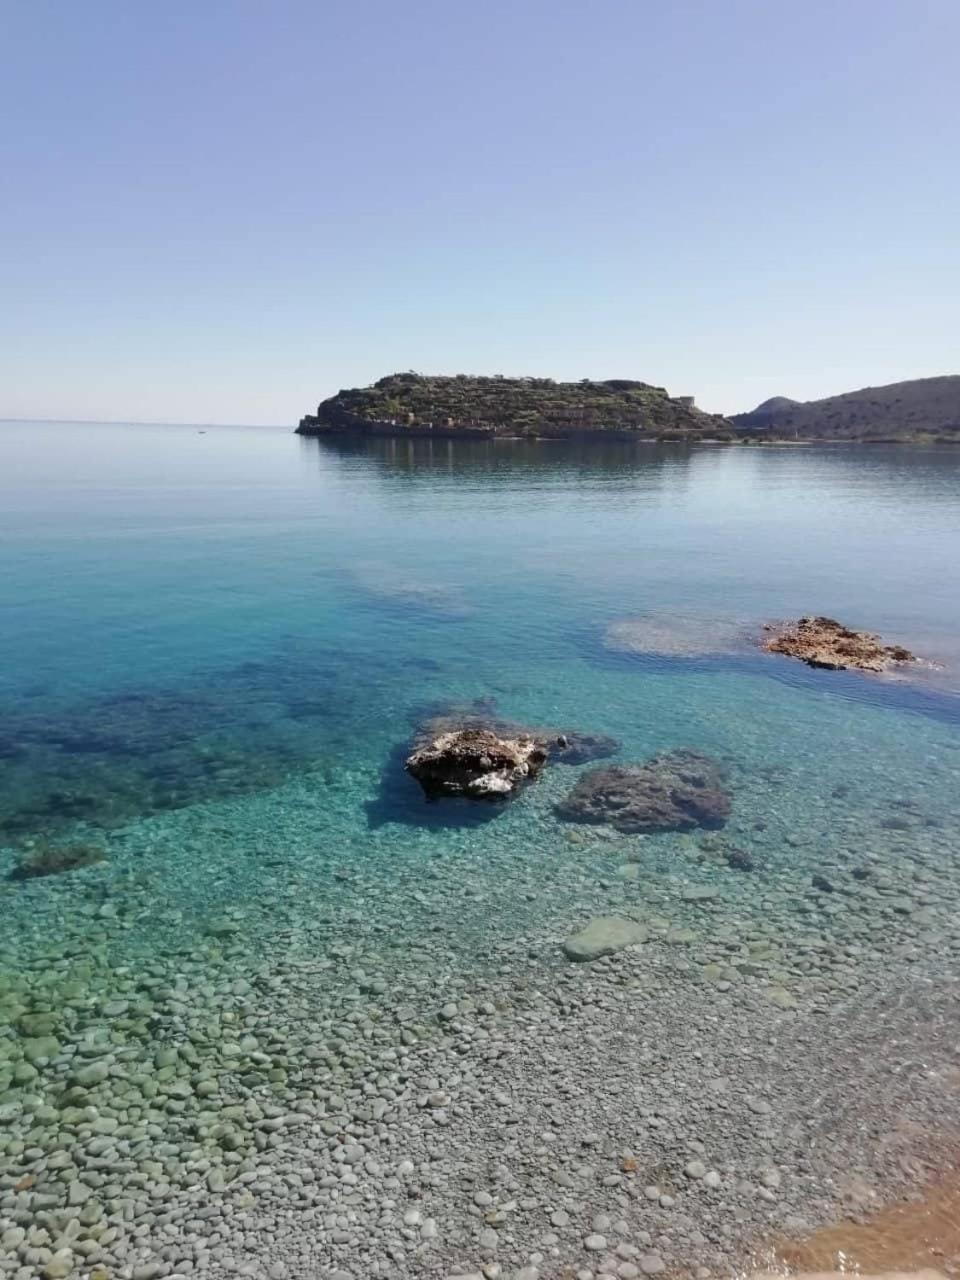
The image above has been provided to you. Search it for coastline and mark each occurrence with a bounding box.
[4,748,960,1280]
[296,423,960,447]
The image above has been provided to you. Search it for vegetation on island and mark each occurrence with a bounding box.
[297,372,732,440]
[731,376,960,442]
[297,372,960,444]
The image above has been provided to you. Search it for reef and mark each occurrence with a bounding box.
[762,617,917,673]
[555,749,731,833]
[604,615,749,659]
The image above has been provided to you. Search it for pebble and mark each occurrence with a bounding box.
[0,767,954,1280]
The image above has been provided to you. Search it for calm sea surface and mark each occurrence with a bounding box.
[2,422,960,1195]
[2,422,960,875]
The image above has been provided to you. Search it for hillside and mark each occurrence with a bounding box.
[297,373,732,440]
[731,376,960,441]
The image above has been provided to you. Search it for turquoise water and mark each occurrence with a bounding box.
[2,423,959,889]
[2,422,960,1270]
[0,421,956,932]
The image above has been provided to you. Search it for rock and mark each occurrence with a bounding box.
[684,1160,707,1179]
[681,885,719,903]
[406,726,548,800]
[563,916,647,962]
[9,841,106,881]
[548,730,621,765]
[724,846,755,872]
[584,1234,608,1251]
[762,616,918,673]
[22,1035,61,1062]
[640,1255,666,1275]
[766,986,798,1009]
[556,751,731,833]
[73,1061,110,1087]
[43,1251,75,1280]
[404,711,619,801]
[132,1265,166,1280]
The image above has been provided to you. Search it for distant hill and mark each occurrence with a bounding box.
[731,376,960,441]
[297,373,733,440]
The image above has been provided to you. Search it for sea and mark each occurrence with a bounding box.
[1,421,960,1262]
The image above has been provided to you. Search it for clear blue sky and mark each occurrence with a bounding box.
[2,0,957,424]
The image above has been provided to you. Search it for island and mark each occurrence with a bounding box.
[297,372,960,444]
[296,373,733,441]
[731,375,960,442]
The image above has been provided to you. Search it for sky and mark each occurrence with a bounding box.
[1,0,958,425]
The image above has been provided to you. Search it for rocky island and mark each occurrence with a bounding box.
[298,372,960,443]
[762,616,919,673]
[297,372,732,440]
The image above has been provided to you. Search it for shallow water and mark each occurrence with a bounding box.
[2,424,960,932]
[2,423,960,1272]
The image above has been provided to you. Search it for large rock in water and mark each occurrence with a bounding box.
[556,749,731,833]
[404,712,619,801]
[762,616,917,673]
[405,726,548,799]
[563,915,648,961]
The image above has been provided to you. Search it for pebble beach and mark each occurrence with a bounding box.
[3,728,960,1280]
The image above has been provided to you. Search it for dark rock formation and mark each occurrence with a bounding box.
[405,726,548,800]
[555,749,731,833]
[404,712,620,801]
[724,845,755,872]
[762,617,917,673]
[547,730,621,765]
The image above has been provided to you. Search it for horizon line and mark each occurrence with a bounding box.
[0,416,291,429]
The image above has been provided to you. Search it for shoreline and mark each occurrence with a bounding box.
[296,425,960,447]
[3,747,960,1280]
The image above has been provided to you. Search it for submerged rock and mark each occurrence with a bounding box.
[405,726,548,799]
[404,710,619,801]
[547,730,621,765]
[604,614,748,659]
[350,561,473,618]
[9,841,107,881]
[556,749,731,833]
[562,915,647,961]
[762,616,917,673]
